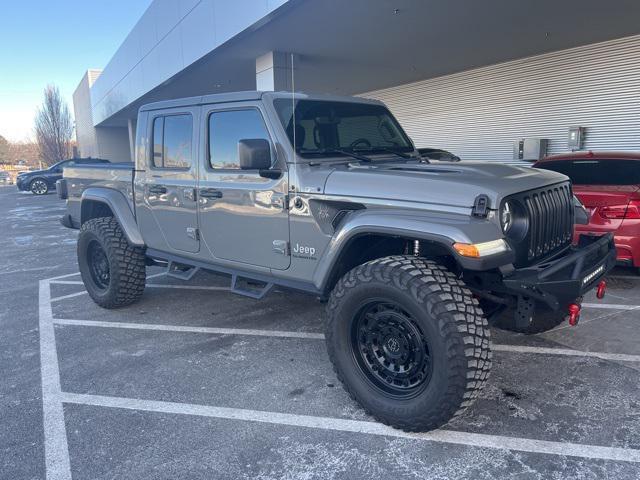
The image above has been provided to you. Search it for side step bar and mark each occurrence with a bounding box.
[146,247,321,298]
[164,261,273,299]
[166,261,200,281]
[230,274,273,300]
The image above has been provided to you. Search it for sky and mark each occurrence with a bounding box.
[0,0,152,142]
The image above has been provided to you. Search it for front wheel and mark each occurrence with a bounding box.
[325,256,491,432]
[78,217,146,308]
[30,179,49,195]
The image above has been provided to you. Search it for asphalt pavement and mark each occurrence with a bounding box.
[1,185,639,479]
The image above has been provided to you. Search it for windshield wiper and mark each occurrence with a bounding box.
[299,148,373,162]
[353,147,414,160]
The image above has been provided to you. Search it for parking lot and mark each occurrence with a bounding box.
[1,186,640,479]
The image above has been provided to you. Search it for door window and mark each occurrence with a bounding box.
[209,109,271,169]
[151,114,193,169]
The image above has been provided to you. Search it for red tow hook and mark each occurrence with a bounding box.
[568,303,581,327]
[596,280,607,300]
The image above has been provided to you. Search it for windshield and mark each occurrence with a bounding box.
[536,159,640,185]
[274,99,414,159]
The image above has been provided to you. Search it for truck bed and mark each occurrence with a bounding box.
[62,163,135,227]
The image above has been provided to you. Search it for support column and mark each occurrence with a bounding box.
[256,51,294,91]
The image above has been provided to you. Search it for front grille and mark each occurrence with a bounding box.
[508,182,574,266]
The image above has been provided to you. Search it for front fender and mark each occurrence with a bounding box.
[81,188,144,246]
[313,208,512,291]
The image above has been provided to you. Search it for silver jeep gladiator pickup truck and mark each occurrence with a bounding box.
[58,91,615,432]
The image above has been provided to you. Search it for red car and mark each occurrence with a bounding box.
[534,151,640,273]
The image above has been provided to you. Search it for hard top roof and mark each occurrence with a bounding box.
[139,91,385,112]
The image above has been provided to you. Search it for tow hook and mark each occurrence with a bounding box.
[568,303,581,327]
[596,280,607,300]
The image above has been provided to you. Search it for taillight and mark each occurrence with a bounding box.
[599,201,640,220]
[628,201,640,219]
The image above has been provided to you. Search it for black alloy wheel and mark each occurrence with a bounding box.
[30,179,48,195]
[87,239,110,290]
[325,256,492,431]
[351,300,432,398]
[77,217,146,308]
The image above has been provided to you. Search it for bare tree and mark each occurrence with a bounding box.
[34,85,74,165]
[0,135,9,164]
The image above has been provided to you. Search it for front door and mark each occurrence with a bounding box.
[198,104,290,270]
[136,108,200,254]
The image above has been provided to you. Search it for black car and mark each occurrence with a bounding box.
[16,158,110,195]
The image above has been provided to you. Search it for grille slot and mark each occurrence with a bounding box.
[508,182,574,266]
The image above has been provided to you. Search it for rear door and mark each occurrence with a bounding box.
[135,108,201,254]
[197,103,290,270]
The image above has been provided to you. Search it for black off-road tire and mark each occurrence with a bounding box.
[493,306,566,334]
[30,178,49,195]
[325,256,491,432]
[78,217,146,309]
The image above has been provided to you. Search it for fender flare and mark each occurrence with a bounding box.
[81,188,145,246]
[312,208,513,292]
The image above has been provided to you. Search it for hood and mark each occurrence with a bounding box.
[324,161,569,209]
[19,169,47,177]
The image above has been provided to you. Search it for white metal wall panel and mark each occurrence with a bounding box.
[73,70,101,158]
[364,35,640,162]
[91,0,291,125]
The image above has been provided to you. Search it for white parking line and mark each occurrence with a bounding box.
[38,273,640,479]
[39,280,72,480]
[145,284,229,291]
[49,277,640,312]
[582,303,640,311]
[52,318,640,363]
[53,318,325,339]
[49,283,230,302]
[146,272,167,280]
[47,272,81,281]
[50,291,88,302]
[61,392,640,463]
[491,344,640,363]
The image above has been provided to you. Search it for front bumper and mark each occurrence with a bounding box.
[15,178,29,191]
[500,233,616,311]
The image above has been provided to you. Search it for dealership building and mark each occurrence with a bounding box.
[73,0,640,163]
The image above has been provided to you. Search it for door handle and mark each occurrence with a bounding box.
[148,185,167,195]
[199,188,223,199]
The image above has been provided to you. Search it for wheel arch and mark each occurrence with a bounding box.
[313,208,507,295]
[80,188,145,246]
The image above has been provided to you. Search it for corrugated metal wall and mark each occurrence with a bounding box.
[364,34,640,162]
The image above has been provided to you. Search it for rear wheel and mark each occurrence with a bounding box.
[30,179,48,195]
[326,256,491,432]
[78,217,146,308]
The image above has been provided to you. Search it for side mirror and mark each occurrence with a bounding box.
[238,139,272,170]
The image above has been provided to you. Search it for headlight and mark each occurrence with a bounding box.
[453,239,509,258]
[501,201,513,233]
[500,199,529,241]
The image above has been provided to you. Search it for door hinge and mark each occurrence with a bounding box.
[186,227,200,241]
[272,240,289,256]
